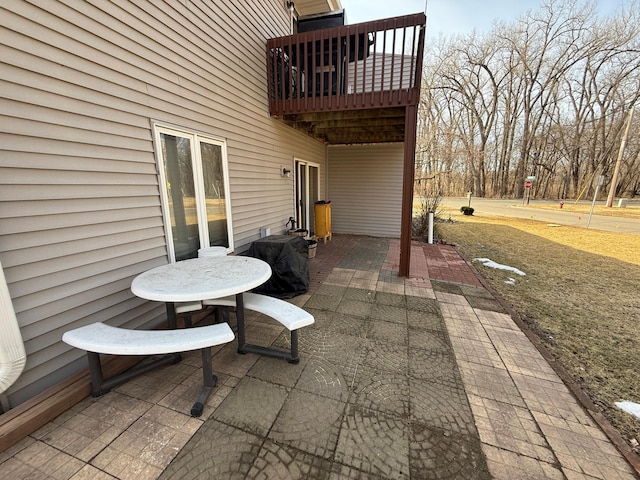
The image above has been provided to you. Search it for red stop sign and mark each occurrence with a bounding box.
[524,181,532,189]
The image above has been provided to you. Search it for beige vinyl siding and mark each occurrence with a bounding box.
[0,0,325,405]
[327,144,403,237]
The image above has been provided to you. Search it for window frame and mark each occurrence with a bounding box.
[151,121,234,262]
[294,158,321,234]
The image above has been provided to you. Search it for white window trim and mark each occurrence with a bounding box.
[151,121,234,261]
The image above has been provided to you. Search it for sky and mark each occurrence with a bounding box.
[338,0,627,38]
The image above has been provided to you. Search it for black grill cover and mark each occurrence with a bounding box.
[246,235,309,298]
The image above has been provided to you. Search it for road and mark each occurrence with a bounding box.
[441,198,640,235]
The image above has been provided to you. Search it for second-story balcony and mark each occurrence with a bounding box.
[267,13,426,144]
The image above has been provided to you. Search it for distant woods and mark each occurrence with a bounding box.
[417,0,640,200]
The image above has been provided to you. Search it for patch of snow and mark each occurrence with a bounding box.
[473,258,526,276]
[505,278,516,285]
[615,401,640,420]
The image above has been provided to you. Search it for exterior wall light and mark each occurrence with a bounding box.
[282,167,291,178]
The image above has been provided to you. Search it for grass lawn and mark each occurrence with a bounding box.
[436,212,640,455]
[531,202,640,219]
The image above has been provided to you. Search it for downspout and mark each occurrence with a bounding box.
[0,258,27,409]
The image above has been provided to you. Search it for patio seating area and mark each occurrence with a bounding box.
[0,234,637,479]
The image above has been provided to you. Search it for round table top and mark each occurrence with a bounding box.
[131,256,272,302]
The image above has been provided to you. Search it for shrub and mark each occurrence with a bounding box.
[460,206,474,216]
[412,178,444,238]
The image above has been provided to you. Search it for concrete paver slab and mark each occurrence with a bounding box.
[335,405,411,479]
[269,389,345,460]
[3,234,638,480]
[214,377,288,436]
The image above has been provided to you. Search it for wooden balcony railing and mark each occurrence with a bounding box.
[267,13,426,116]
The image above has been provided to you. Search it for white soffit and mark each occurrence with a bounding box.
[294,0,343,17]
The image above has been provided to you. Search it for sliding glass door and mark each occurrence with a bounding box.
[295,159,320,235]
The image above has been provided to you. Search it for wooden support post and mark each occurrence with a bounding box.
[400,103,418,277]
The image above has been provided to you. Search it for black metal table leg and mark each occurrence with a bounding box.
[191,346,218,417]
[236,293,247,354]
[166,302,177,329]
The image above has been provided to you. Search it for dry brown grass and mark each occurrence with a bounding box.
[531,203,640,219]
[437,214,640,452]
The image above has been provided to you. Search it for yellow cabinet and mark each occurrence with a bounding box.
[314,202,332,243]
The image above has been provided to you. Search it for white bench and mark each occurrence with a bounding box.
[203,292,314,363]
[62,322,234,417]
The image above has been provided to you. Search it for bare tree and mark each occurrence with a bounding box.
[417,0,640,200]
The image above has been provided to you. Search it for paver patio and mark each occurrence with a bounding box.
[0,234,637,479]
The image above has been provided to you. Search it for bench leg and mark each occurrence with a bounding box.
[289,330,300,364]
[235,329,301,364]
[87,352,106,397]
[191,346,218,417]
[87,351,182,397]
[232,293,304,363]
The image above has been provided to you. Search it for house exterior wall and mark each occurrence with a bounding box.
[327,144,403,237]
[0,0,327,406]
